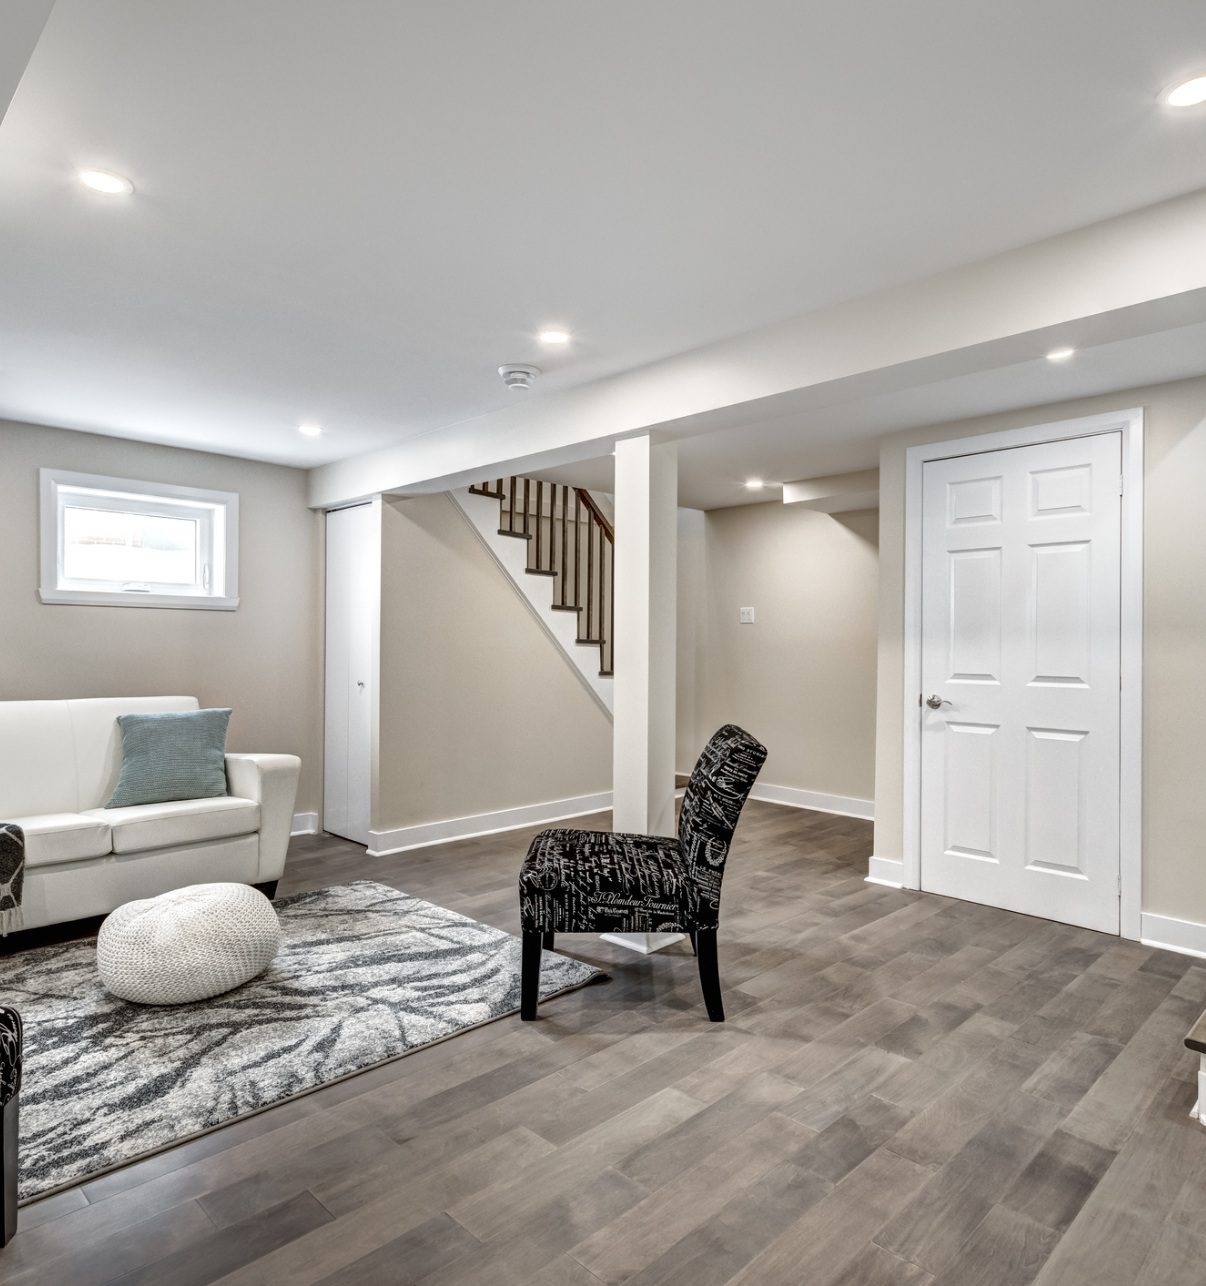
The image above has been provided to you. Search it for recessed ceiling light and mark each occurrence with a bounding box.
[538,329,571,345]
[1046,347,1076,363]
[79,167,134,195]
[298,423,323,438]
[745,478,765,490]
[1165,76,1206,108]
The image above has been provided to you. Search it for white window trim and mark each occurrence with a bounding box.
[39,468,240,610]
[896,407,1143,941]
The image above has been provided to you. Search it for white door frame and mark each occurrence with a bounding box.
[901,408,1144,939]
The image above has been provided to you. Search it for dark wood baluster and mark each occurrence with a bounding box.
[608,533,615,672]
[546,484,554,573]
[598,537,606,670]
[574,490,582,614]
[535,480,543,569]
[508,476,516,533]
[559,485,568,604]
[523,478,531,543]
[601,536,609,673]
[586,508,595,641]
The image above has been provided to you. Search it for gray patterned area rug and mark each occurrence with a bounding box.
[0,880,603,1202]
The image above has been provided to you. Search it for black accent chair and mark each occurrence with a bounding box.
[518,724,767,1022]
[0,1005,20,1248]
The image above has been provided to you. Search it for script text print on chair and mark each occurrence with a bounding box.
[517,725,767,1022]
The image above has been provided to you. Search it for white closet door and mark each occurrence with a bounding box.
[919,432,1122,933]
[324,503,376,846]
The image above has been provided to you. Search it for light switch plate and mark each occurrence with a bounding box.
[739,606,755,624]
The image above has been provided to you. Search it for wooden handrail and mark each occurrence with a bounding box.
[574,487,614,543]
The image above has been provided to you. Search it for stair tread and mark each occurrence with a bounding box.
[497,529,533,539]
[524,568,557,576]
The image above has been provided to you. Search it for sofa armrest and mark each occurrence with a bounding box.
[225,754,301,882]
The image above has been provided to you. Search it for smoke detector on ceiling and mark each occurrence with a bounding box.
[498,363,540,391]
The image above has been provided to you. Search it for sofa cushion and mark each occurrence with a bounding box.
[0,697,201,817]
[68,696,199,810]
[8,814,113,868]
[0,703,80,819]
[107,708,233,808]
[82,797,260,855]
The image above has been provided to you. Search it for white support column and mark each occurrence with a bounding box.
[604,436,683,955]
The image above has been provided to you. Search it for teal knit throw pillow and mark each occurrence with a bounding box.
[106,709,232,808]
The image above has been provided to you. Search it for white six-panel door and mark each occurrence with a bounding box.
[919,432,1122,933]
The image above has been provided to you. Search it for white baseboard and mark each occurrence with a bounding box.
[290,812,319,836]
[1140,912,1206,960]
[600,932,686,954]
[749,782,874,821]
[865,855,906,888]
[367,791,613,856]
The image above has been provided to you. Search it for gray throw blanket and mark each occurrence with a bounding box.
[0,823,23,934]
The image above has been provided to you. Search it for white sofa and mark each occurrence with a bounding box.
[0,696,300,932]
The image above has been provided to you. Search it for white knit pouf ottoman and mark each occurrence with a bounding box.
[97,883,282,1005]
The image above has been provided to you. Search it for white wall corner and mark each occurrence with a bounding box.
[866,855,906,888]
[782,468,880,512]
[449,487,614,717]
[367,791,613,856]
[750,783,874,820]
[1140,912,1206,961]
[291,812,319,836]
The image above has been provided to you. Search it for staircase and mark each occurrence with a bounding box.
[467,477,615,677]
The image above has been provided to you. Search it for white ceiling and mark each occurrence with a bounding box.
[1,1,1205,473]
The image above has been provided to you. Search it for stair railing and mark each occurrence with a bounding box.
[467,477,614,676]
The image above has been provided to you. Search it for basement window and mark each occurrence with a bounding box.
[39,469,239,609]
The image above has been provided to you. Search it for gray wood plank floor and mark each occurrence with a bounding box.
[8,801,1206,1285]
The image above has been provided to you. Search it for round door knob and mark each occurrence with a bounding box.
[925,694,948,709]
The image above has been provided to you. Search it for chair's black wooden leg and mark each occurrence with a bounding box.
[542,931,555,951]
[688,930,697,956]
[521,931,542,1020]
[1,1096,16,1247]
[695,929,724,1022]
[254,880,278,900]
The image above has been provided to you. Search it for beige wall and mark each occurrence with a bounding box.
[684,499,879,801]
[874,373,1206,924]
[0,419,324,810]
[676,507,707,770]
[376,493,612,831]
